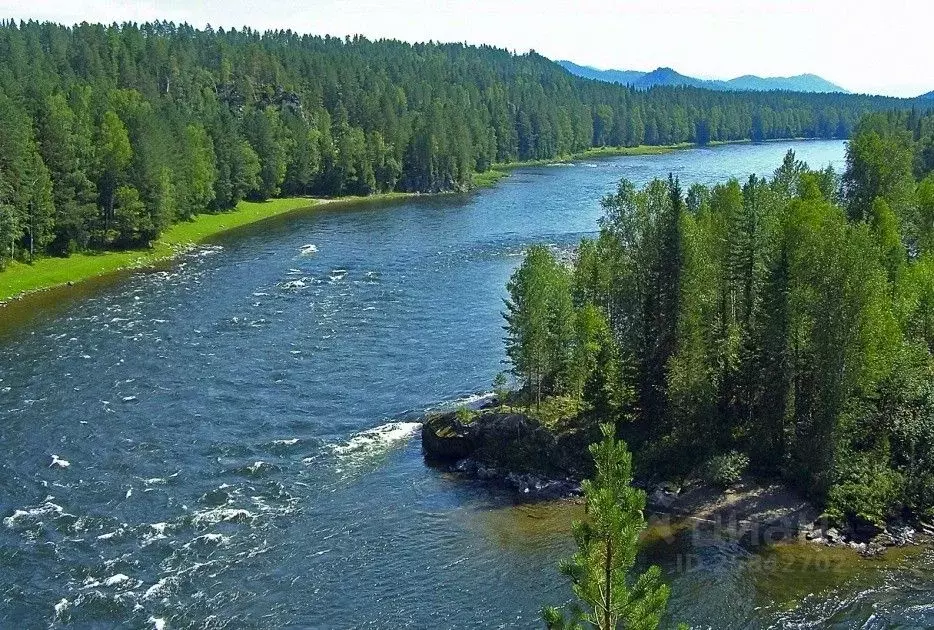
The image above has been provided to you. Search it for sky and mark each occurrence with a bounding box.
[3,0,932,97]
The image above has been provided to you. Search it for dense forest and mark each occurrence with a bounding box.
[504,109,934,527]
[0,20,924,265]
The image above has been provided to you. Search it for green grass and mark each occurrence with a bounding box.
[471,169,511,189]
[0,196,332,301]
[488,395,584,430]
[160,196,322,243]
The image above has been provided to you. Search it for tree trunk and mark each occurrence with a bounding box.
[602,536,613,630]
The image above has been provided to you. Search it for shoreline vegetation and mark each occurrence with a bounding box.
[422,398,934,556]
[0,141,714,306]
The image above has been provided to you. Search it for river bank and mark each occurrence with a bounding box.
[477,138,814,183]
[0,139,767,307]
[473,143,698,189]
[422,405,933,556]
[0,193,421,305]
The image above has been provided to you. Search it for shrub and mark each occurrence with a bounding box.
[701,451,749,488]
[825,455,905,527]
[455,406,475,423]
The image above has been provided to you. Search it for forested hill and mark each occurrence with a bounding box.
[0,21,923,260]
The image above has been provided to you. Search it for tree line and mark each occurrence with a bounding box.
[505,109,934,527]
[0,20,924,265]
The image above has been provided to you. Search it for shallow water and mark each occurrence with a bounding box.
[2,140,932,628]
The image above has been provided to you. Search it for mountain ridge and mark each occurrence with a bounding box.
[558,60,849,94]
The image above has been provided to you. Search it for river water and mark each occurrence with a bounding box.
[2,140,932,629]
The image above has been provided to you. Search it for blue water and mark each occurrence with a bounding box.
[3,140,932,629]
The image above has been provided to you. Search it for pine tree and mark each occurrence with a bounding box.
[504,245,575,407]
[543,424,670,630]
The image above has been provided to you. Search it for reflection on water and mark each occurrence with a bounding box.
[464,500,583,553]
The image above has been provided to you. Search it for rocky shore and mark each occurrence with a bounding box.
[421,408,598,499]
[422,408,933,554]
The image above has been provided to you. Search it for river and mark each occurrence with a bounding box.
[2,140,932,629]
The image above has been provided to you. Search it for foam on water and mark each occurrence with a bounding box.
[190,507,256,527]
[3,500,65,528]
[185,532,230,548]
[82,573,135,589]
[445,391,495,410]
[328,421,422,458]
[97,528,124,541]
[143,577,173,600]
[50,454,70,468]
[281,278,308,290]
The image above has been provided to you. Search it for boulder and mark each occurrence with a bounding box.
[850,516,884,541]
[421,409,598,479]
[804,528,823,541]
[421,413,476,462]
[649,485,678,509]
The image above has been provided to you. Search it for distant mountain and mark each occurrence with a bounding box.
[920,90,934,100]
[557,60,850,94]
[726,74,847,93]
[556,60,645,86]
[635,67,716,90]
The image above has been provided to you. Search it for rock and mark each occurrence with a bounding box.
[421,413,477,462]
[649,485,678,509]
[825,527,841,543]
[805,528,823,541]
[421,408,595,499]
[660,481,681,494]
[888,525,915,546]
[851,516,884,541]
[871,531,896,547]
[422,409,597,477]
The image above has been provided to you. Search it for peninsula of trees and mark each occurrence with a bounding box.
[503,109,934,528]
[0,20,925,266]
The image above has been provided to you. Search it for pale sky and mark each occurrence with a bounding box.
[4,0,932,97]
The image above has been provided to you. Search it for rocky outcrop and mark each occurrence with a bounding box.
[421,410,598,498]
[421,413,478,461]
[798,519,928,555]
